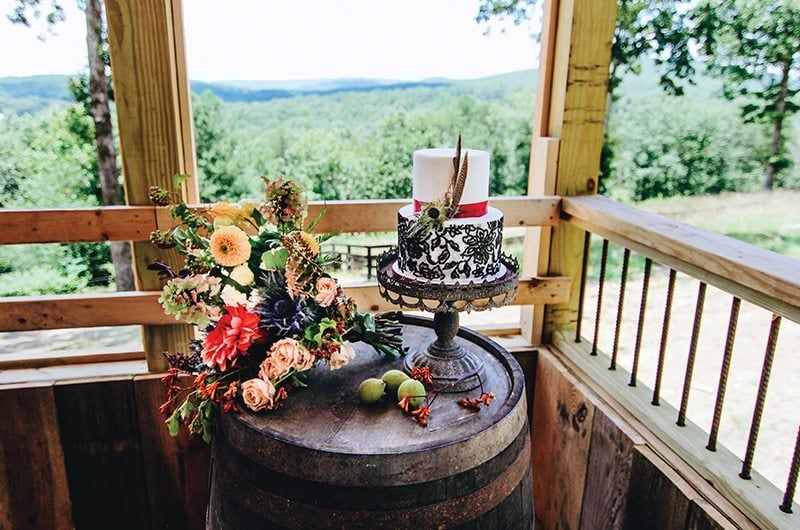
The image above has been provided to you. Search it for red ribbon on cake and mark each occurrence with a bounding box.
[413,199,488,218]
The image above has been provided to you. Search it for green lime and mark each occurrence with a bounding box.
[358,378,386,404]
[397,379,426,407]
[382,369,410,400]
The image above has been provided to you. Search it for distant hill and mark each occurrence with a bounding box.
[0,75,73,101]
[0,71,535,113]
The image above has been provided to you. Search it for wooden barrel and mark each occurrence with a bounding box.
[207,315,533,529]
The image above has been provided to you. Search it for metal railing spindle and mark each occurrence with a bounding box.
[740,315,782,479]
[677,282,707,427]
[629,258,653,387]
[591,239,610,356]
[610,248,630,370]
[575,231,592,343]
[780,424,800,513]
[707,297,741,452]
[652,268,677,406]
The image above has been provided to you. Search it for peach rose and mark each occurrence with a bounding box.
[259,338,303,381]
[241,378,276,412]
[294,345,315,372]
[329,342,355,370]
[314,277,338,307]
[259,357,290,381]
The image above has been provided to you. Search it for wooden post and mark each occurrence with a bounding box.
[522,0,618,343]
[521,0,561,345]
[105,0,198,371]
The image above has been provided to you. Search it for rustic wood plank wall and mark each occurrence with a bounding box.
[530,348,744,530]
[0,377,210,530]
[1,347,750,529]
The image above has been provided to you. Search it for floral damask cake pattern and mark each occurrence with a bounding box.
[397,212,503,282]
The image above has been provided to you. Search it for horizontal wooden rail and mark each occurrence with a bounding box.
[0,206,157,245]
[0,350,146,370]
[0,196,561,245]
[563,195,800,324]
[0,277,571,332]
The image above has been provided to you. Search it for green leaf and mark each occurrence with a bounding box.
[166,408,181,437]
[174,173,191,188]
[290,374,308,388]
[316,232,338,244]
[306,205,327,231]
[177,398,196,421]
[304,317,339,347]
[261,247,289,270]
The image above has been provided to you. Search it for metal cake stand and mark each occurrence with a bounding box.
[377,249,519,392]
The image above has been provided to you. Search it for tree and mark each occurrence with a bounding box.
[477,1,694,187]
[9,0,134,290]
[477,0,693,105]
[691,0,800,189]
[192,91,249,202]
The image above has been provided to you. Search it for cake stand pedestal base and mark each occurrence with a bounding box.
[403,310,484,392]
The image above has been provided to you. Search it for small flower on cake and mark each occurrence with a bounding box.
[150,175,404,443]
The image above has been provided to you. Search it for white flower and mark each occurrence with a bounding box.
[230,264,255,286]
[221,285,248,307]
[329,342,356,370]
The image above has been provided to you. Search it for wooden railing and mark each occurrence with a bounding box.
[556,195,800,529]
[0,196,570,369]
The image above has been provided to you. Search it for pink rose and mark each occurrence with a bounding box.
[314,277,338,307]
[241,378,276,412]
[329,342,355,370]
[294,345,315,372]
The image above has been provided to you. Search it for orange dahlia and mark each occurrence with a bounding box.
[209,225,251,267]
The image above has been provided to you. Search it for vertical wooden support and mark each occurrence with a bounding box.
[105,0,198,370]
[521,0,560,345]
[522,0,618,343]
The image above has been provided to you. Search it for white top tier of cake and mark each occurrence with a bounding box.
[412,147,490,205]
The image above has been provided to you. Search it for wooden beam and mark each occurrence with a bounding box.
[0,292,177,331]
[0,350,146,371]
[0,197,561,245]
[522,0,564,346]
[106,0,197,371]
[537,0,618,342]
[521,137,560,345]
[156,196,562,234]
[533,0,560,138]
[0,278,571,333]
[563,194,800,324]
[0,206,156,245]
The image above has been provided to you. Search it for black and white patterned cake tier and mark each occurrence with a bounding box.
[396,205,504,284]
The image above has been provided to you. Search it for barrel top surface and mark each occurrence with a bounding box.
[231,315,525,456]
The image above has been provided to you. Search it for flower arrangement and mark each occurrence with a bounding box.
[149,175,403,442]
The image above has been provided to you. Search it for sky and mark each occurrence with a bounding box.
[0,0,540,81]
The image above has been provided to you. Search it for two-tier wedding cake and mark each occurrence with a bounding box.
[394,145,506,284]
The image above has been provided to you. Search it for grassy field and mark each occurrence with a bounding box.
[638,189,800,259]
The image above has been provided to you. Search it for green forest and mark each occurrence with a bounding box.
[0,61,798,296]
